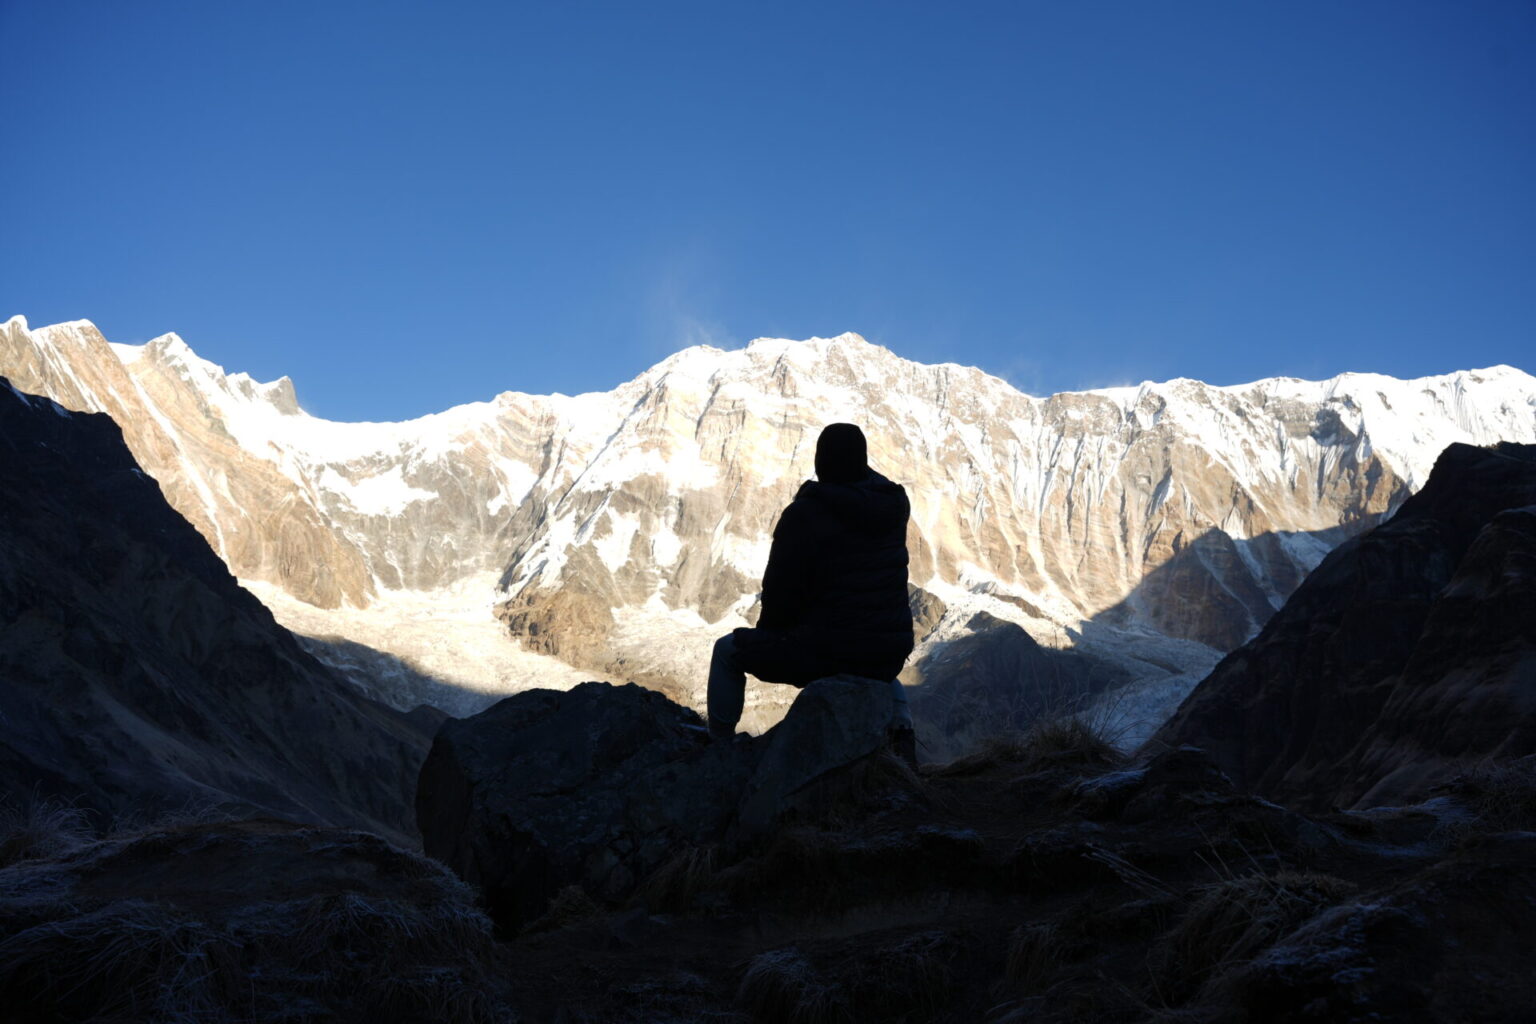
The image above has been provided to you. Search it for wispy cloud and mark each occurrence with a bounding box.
[641,238,737,360]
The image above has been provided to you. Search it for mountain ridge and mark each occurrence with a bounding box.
[4,313,1533,738]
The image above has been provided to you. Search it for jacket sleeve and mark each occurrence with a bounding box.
[757,495,817,631]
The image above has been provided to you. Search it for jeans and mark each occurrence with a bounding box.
[707,632,913,737]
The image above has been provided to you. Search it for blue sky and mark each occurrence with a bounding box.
[2,1,1532,421]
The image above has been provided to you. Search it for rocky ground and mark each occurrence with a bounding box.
[465,712,1536,1023]
[7,682,1530,1023]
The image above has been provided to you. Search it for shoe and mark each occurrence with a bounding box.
[709,721,736,744]
[889,726,918,770]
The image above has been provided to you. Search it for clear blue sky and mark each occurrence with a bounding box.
[3,1,1532,421]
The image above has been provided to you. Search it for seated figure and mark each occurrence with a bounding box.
[707,422,917,764]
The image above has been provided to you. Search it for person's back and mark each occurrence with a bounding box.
[757,460,912,678]
[707,423,917,761]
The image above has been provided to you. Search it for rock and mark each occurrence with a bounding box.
[1151,443,1536,809]
[736,675,896,841]
[416,676,904,931]
[416,682,749,930]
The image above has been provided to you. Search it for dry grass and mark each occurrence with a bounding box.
[738,932,959,1024]
[837,929,957,1021]
[789,748,930,825]
[1003,919,1064,995]
[1148,870,1356,1006]
[530,883,604,930]
[721,826,855,913]
[635,843,719,912]
[1437,757,1536,844]
[0,796,95,868]
[933,715,1126,779]
[737,947,846,1024]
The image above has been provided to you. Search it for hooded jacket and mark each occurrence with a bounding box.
[755,469,914,677]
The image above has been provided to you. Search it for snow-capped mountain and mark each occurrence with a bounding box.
[4,314,1533,737]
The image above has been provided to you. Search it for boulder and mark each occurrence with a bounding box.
[415,682,744,930]
[416,676,901,931]
[737,674,896,840]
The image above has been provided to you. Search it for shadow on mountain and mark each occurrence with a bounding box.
[902,611,1132,762]
[1085,521,1371,652]
[902,519,1383,761]
[292,632,480,722]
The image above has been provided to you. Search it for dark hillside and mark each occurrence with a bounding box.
[0,378,431,842]
[1151,441,1536,809]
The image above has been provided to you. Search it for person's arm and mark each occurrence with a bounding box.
[757,495,816,631]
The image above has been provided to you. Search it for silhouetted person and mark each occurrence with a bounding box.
[708,423,917,763]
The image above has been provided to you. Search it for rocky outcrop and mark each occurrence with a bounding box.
[416,682,738,930]
[415,676,903,931]
[735,675,896,840]
[440,705,1536,1021]
[1336,500,1536,806]
[0,378,432,843]
[1151,442,1536,808]
[1218,831,1536,1022]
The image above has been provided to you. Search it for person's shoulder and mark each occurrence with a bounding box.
[775,481,817,524]
[776,481,836,534]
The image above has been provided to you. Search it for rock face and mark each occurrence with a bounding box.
[416,677,901,931]
[0,378,432,843]
[1151,442,1536,808]
[5,314,1535,737]
[1338,499,1536,806]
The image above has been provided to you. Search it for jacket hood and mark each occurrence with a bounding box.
[798,470,910,533]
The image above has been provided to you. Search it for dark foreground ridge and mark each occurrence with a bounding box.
[8,684,1533,1022]
[402,678,1536,1023]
